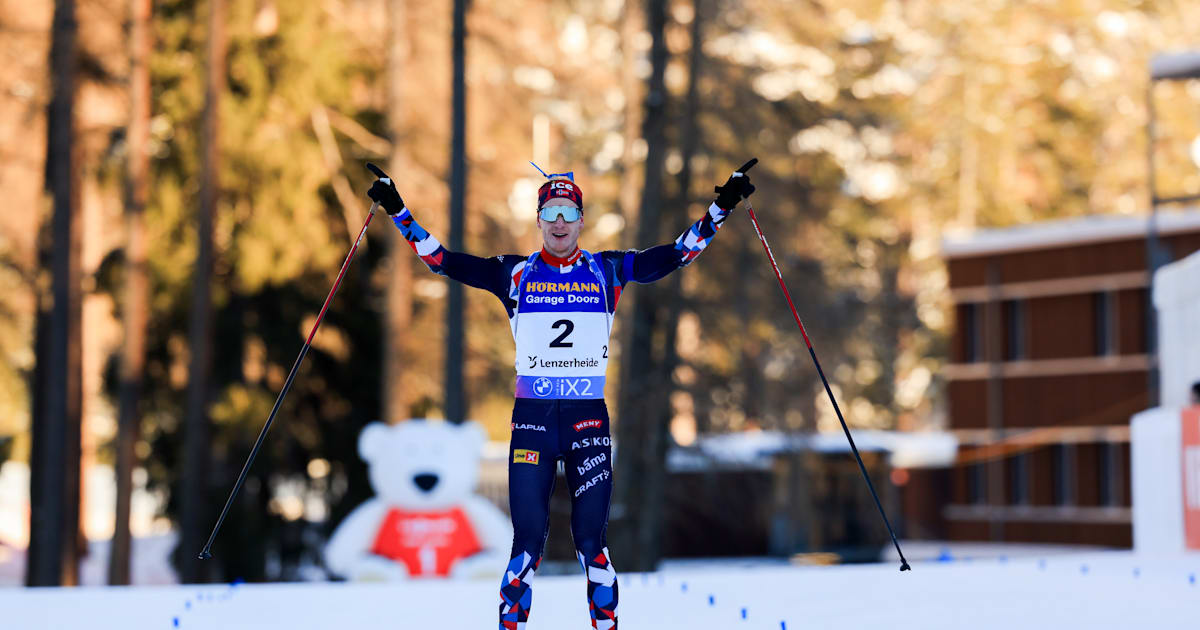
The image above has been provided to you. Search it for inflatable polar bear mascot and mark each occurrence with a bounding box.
[325,419,512,580]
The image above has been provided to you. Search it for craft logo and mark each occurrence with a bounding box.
[573,419,603,432]
[511,422,547,432]
[513,449,540,464]
[574,469,611,497]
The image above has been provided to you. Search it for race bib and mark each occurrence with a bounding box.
[513,253,610,399]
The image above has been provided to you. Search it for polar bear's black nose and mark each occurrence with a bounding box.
[413,473,439,492]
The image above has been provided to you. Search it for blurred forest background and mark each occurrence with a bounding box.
[3,0,1200,585]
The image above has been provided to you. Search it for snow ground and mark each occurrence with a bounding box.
[2,551,1197,629]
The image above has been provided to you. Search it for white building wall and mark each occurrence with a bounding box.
[1131,250,1200,552]
[1153,249,1200,408]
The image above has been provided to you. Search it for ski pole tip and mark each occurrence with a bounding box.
[365,162,388,180]
[737,157,759,173]
[198,550,213,561]
[899,561,911,572]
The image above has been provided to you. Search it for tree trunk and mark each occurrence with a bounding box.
[617,0,643,224]
[180,0,224,584]
[383,0,414,423]
[444,0,468,424]
[109,0,152,586]
[612,0,670,573]
[659,0,708,384]
[26,244,52,585]
[28,0,82,588]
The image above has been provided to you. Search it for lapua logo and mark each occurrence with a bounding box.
[512,422,547,432]
[573,419,602,432]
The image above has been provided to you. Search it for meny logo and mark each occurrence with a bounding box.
[573,419,603,432]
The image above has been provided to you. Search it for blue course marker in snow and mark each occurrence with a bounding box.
[741,607,748,620]
[172,617,179,627]
[1037,559,1046,570]
[1133,568,1140,578]
[185,600,191,610]
[681,582,688,592]
[1190,573,1196,585]
[780,622,787,630]
[1080,565,1089,575]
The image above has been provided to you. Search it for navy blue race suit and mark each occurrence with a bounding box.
[390,199,732,630]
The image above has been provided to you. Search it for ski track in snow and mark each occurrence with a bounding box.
[3,552,1198,629]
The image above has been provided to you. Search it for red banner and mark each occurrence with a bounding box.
[1184,406,1200,550]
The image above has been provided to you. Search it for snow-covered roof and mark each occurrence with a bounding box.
[665,430,958,472]
[941,210,1200,259]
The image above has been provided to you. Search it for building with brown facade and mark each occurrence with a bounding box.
[905,211,1200,547]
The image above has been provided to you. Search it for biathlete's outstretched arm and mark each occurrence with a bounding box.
[607,167,757,286]
[366,166,515,304]
[364,162,756,309]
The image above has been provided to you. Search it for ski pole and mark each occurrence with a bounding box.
[199,199,379,560]
[737,158,911,571]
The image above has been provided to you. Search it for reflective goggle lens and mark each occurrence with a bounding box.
[538,206,581,222]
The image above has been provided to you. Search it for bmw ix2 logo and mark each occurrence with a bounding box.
[533,377,553,397]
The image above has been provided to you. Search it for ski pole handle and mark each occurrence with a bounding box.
[737,158,758,174]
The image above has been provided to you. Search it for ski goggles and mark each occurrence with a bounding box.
[538,205,582,223]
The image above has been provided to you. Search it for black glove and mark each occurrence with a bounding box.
[713,159,757,210]
[366,162,406,216]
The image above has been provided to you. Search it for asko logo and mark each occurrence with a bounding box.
[570,437,611,450]
[513,449,540,465]
[573,419,603,432]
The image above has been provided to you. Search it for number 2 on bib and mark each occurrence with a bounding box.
[550,319,574,347]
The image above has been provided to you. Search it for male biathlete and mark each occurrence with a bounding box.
[366,162,755,630]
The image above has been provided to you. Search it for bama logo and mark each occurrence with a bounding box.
[511,422,547,432]
[513,449,540,465]
[573,419,603,432]
[570,437,612,450]
[576,452,607,476]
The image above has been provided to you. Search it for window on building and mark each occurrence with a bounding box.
[1003,299,1025,361]
[1094,292,1114,356]
[962,303,983,363]
[1009,453,1030,505]
[1098,443,1121,506]
[967,463,986,505]
[1051,444,1075,506]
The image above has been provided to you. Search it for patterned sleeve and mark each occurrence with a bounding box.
[607,201,733,287]
[391,208,515,303]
